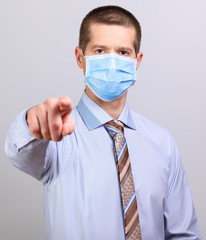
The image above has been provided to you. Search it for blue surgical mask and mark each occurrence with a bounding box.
[83,52,137,101]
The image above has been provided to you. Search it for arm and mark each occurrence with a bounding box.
[5,110,51,181]
[4,96,75,183]
[164,137,201,239]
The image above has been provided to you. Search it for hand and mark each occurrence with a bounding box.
[26,96,75,142]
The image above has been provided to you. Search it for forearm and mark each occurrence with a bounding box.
[4,110,55,181]
[164,136,201,239]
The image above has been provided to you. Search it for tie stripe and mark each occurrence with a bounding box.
[125,197,137,225]
[118,140,127,159]
[105,121,142,240]
[120,157,130,182]
[124,192,136,214]
[118,142,128,165]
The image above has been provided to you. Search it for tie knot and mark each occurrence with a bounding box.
[105,120,124,137]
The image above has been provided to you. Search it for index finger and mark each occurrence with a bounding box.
[58,96,73,112]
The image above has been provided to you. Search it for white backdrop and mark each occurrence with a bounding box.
[0,0,205,239]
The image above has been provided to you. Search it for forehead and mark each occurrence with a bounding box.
[88,23,136,50]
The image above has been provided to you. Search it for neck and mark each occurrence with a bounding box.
[85,87,127,119]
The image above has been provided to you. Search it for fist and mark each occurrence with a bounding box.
[27,96,75,142]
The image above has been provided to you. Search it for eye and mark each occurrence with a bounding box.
[95,49,104,54]
[119,50,128,56]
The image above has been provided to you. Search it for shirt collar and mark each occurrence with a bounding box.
[77,92,136,131]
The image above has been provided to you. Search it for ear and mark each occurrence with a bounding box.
[136,52,143,70]
[75,46,84,69]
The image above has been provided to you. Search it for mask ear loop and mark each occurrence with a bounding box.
[81,49,87,76]
[81,49,85,59]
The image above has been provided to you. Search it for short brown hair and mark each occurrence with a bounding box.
[79,5,142,54]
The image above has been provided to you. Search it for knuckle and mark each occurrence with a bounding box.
[50,122,62,142]
[52,136,62,142]
[41,127,49,137]
[37,104,45,111]
[35,135,43,140]
[34,105,45,118]
[30,125,39,135]
[45,97,57,106]
[59,96,73,107]
[27,108,36,122]
[51,122,61,131]
[29,127,42,140]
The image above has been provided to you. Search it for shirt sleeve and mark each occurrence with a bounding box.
[4,110,58,184]
[164,135,201,239]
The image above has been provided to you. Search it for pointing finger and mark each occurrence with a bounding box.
[58,96,73,113]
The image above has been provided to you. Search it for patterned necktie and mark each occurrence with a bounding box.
[105,120,142,240]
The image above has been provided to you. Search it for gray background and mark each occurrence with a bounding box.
[0,0,205,239]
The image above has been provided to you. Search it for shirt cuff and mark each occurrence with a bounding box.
[7,109,36,153]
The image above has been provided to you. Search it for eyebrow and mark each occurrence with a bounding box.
[91,45,133,52]
[116,47,133,52]
[91,45,109,51]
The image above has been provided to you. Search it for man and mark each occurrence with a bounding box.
[5,5,201,240]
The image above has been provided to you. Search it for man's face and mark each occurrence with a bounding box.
[82,23,138,73]
[75,23,143,103]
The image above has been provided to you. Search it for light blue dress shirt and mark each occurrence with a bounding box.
[5,92,201,240]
